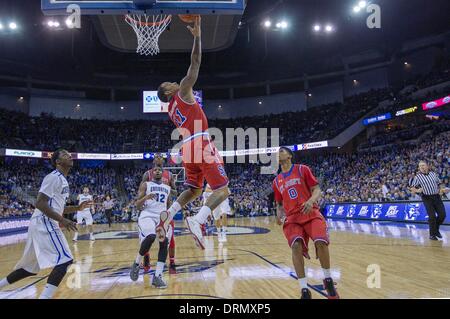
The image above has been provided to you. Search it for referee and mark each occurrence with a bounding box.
[410,160,448,241]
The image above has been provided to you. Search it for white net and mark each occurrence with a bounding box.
[125,14,172,56]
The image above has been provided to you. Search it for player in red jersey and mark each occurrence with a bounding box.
[273,147,339,299]
[141,155,178,272]
[156,17,230,250]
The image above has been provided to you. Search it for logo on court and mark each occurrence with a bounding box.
[77,226,270,241]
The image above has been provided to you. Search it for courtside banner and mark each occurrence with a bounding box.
[111,153,144,160]
[77,153,111,160]
[422,94,450,110]
[5,149,42,158]
[297,141,328,151]
[325,202,450,224]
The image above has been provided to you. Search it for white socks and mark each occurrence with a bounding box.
[194,206,211,224]
[298,277,308,289]
[135,254,143,265]
[167,202,182,221]
[39,284,58,299]
[155,262,165,277]
[322,268,331,279]
[0,278,9,289]
[73,232,78,240]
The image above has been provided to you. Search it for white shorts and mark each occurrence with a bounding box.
[212,199,232,221]
[76,211,93,226]
[138,213,172,243]
[14,216,73,274]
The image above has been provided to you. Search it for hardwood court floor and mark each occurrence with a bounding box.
[0,217,449,299]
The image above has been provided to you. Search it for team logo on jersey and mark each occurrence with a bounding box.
[358,206,369,217]
[370,204,383,219]
[346,205,357,218]
[385,205,399,218]
[61,186,69,194]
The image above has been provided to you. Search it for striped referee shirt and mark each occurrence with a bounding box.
[410,171,441,196]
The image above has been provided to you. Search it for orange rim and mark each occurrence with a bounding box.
[124,14,172,27]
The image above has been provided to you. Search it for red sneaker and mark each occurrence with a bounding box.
[323,278,340,299]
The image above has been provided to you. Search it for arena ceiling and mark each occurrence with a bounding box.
[0,0,449,87]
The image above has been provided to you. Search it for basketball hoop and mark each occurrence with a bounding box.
[125,14,172,56]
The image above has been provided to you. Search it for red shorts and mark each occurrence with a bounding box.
[182,139,229,190]
[283,210,329,259]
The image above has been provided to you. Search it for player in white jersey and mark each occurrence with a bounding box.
[0,149,92,299]
[203,184,232,242]
[129,166,171,288]
[73,187,95,241]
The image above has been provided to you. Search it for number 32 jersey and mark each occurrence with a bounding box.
[272,164,320,217]
[141,182,171,217]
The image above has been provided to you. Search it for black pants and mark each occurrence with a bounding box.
[422,195,446,236]
[105,209,113,227]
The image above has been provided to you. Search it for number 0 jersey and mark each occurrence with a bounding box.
[272,164,320,217]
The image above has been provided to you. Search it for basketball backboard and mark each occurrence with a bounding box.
[41,0,246,53]
[42,0,245,15]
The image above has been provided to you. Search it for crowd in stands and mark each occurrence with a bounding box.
[1,64,450,219]
[0,87,394,154]
[359,116,450,150]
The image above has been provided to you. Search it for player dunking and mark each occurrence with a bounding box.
[73,187,95,242]
[130,166,171,288]
[0,149,92,299]
[273,147,339,299]
[156,17,230,249]
[141,154,177,271]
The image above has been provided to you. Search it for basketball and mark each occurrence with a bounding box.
[178,14,200,24]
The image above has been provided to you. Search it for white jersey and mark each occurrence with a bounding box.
[141,181,171,217]
[32,170,70,218]
[78,194,93,213]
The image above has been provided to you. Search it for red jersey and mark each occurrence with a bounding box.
[147,168,173,186]
[168,92,208,141]
[272,164,319,217]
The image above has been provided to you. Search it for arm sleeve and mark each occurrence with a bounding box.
[302,165,319,188]
[272,179,283,203]
[38,174,57,199]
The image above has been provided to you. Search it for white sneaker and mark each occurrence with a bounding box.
[89,235,95,241]
[185,217,205,250]
[72,237,78,242]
